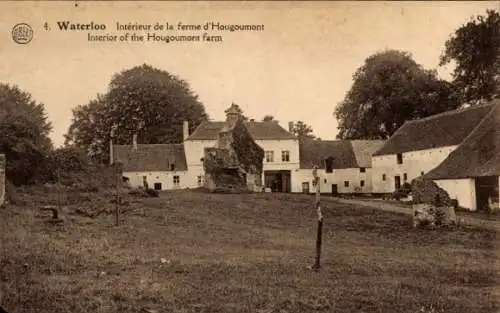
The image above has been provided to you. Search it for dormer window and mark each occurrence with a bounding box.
[397,153,403,164]
[325,156,334,173]
[170,163,175,171]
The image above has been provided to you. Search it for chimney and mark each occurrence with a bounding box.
[288,121,294,133]
[183,120,189,141]
[132,134,138,150]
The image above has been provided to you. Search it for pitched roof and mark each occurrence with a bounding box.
[299,139,385,169]
[373,104,493,156]
[350,140,386,167]
[187,120,296,140]
[113,144,187,172]
[424,102,500,180]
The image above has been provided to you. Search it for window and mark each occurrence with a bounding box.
[324,178,327,183]
[382,174,386,181]
[173,175,180,186]
[153,183,162,191]
[397,153,403,164]
[360,167,366,173]
[403,173,407,181]
[197,175,203,186]
[170,163,175,171]
[421,171,424,176]
[344,181,349,187]
[281,150,290,162]
[360,180,365,187]
[265,151,274,162]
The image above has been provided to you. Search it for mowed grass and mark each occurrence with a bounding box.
[0,190,498,313]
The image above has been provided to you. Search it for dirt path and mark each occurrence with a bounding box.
[329,197,500,231]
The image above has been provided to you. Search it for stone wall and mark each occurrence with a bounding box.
[0,154,4,206]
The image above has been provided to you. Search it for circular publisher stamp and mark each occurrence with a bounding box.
[12,23,33,44]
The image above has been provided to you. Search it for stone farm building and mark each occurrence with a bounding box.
[112,104,384,194]
[371,103,493,195]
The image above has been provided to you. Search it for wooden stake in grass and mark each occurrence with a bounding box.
[311,165,323,271]
[114,162,122,226]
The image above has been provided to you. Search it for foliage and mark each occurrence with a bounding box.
[230,119,264,174]
[0,83,53,185]
[34,145,91,183]
[335,50,460,140]
[291,121,316,139]
[65,64,209,162]
[391,182,412,200]
[440,9,500,104]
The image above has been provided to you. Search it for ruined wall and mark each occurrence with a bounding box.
[411,177,452,205]
[0,154,5,206]
[203,118,264,192]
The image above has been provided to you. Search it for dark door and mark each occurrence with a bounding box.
[331,184,338,196]
[154,183,162,191]
[475,176,499,211]
[282,171,291,193]
[302,182,310,194]
[394,176,401,191]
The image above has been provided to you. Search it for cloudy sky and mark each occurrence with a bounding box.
[0,1,498,146]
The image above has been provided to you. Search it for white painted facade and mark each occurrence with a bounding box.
[124,171,198,190]
[257,139,300,172]
[372,145,458,194]
[294,168,375,194]
[434,179,476,211]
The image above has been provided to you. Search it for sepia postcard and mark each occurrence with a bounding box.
[0,1,499,313]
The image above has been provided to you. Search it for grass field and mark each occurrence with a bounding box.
[0,190,498,313]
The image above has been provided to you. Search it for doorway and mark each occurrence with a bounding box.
[154,183,162,191]
[331,184,338,196]
[394,175,401,191]
[475,176,499,211]
[264,170,292,192]
[302,182,310,194]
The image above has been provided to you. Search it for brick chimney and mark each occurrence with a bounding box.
[183,120,189,141]
[288,121,294,133]
[132,134,138,150]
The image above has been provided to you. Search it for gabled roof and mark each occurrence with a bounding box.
[113,144,187,172]
[373,104,493,156]
[424,102,500,180]
[350,140,386,167]
[299,139,385,169]
[187,120,296,141]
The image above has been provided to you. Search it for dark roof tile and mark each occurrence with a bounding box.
[187,120,295,140]
[113,144,187,172]
[373,104,493,156]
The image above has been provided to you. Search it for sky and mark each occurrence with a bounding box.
[0,1,499,147]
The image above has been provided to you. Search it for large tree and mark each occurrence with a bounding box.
[0,83,53,185]
[335,50,459,140]
[65,64,209,162]
[291,121,316,139]
[440,9,500,104]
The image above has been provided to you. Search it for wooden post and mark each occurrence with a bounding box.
[311,165,323,271]
[115,162,122,226]
[56,168,62,212]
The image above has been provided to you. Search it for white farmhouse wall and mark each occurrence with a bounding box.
[183,140,218,167]
[434,179,476,211]
[293,168,375,194]
[372,145,458,194]
[123,171,193,190]
[256,139,300,172]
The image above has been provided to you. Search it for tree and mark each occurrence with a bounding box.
[0,83,53,185]
[335,50,460,140]
[65,64,209,162]
[440,9,500,104]
[291,121,316,139]
[262,115,275,122]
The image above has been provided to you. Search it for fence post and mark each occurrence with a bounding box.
[114,162,122,226]
[311,165,323,270]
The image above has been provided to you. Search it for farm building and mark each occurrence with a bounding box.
[423,101,500,211]
[296,139,385,195]
[371,103,493,194]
